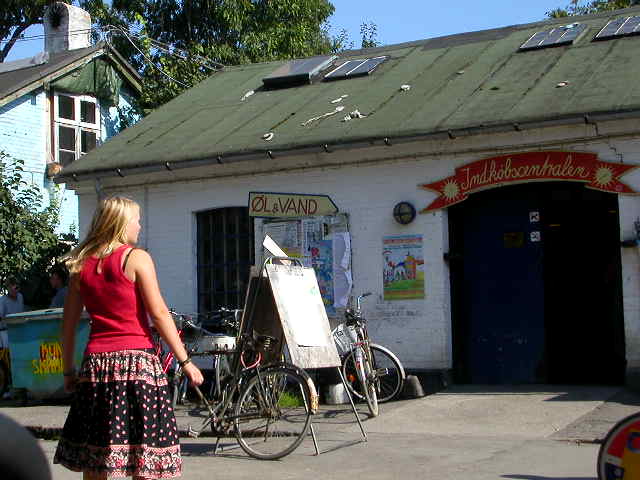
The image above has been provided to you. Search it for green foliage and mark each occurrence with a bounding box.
[2,1,381,110]
[0,152,76,308]
[360,21,380,49]
[547,0,633,18]
[82,0,339,109]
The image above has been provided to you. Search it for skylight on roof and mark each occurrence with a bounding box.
[519,23,587,51]
[595,16,640,40]
[323,56,387,81]
[262,55,337,88]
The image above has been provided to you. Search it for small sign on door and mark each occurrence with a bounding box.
[530,231,541,242]
[529,211,540,223]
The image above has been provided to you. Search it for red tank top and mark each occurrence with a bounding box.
[81,244,153,353]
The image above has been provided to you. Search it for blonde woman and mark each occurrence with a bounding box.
[54,196,203,479]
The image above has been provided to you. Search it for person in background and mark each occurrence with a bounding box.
[54,195,203,479]
[49,266,69,308]
[0,278,24,349]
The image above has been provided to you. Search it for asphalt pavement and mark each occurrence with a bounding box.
[2,385,640,479]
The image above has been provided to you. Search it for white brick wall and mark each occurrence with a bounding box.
[75,127,640,373]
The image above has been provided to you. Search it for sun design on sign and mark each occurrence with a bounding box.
[593,166,614,187]
[442,180,460,200]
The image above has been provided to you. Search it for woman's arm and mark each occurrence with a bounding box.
[129,249,204,386]
[61,275,83,392]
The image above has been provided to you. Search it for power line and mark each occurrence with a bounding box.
[105,26,191,87]
[0,28,96,44]
[2,23,225,86]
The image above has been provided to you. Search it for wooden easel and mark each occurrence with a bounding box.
[240,256,367,454]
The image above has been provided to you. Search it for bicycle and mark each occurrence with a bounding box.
[158,309,241,407]
[597,411,640,479]
[332,293,406,417]
[162,310,318,460]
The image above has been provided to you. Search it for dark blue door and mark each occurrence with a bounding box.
[460,187,545,384]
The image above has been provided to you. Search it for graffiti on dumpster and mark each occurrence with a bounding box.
[31,341,64,375]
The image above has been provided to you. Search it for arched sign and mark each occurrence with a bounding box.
[419,151,637,213]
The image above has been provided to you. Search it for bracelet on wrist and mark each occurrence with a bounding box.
[178,357,192,368]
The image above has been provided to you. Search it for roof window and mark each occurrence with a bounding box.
[323,56,387,81]
[262,55,336,88]
[594,16,640,40]
[519,23,587,51]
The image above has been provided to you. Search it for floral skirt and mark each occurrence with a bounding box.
[54,349,181,478]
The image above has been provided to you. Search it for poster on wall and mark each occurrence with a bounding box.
[263,221,302,258]
[382,235,425,300]
[310,240,335,316]
[260,214,351,317]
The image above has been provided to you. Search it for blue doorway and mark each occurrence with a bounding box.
[448,183,625,384]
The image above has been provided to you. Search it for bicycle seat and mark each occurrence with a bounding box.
[246,332,278,352]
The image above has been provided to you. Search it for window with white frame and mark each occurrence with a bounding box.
[54,93,100,166]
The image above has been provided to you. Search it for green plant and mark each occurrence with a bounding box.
[0,152,76,307]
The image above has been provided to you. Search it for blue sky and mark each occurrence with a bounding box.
[6,0,569,62]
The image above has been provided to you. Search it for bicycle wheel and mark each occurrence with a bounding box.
[234,367,312,460]
[171,370,188,407]
[343,344,405,403]
[597,411,640,479]
[358,347,378,417]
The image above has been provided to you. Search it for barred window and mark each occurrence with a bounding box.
[196,207,254,314]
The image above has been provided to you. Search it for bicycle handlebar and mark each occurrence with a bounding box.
[355,292,372,311]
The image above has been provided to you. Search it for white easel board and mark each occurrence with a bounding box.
[265,263,341,369]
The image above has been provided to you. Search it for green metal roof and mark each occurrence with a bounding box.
[60,7,640,180]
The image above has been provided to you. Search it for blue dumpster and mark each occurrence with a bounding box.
[5,308,90,399]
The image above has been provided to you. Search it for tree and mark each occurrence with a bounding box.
[83,0,339,109]
[2,1,376,110]
[0,152,74,308]
[360,21,380,49]
[547,0,633,18]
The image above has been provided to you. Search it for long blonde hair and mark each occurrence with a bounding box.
[64,196,139,274]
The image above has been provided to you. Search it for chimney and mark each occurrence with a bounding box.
[44,2,91,55]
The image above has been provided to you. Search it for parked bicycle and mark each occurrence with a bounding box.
[158,309,241,406]
[331,293,406,417]
[597,411,640,479]
[157,309,317,460]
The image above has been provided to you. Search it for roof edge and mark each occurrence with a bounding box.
[55,108,640,183]
[0,42,141,108]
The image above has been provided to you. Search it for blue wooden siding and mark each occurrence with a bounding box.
[0,85,139,237]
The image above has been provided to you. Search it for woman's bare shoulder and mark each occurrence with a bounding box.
[129,248,154,267]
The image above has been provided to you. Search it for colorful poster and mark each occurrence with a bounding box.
[311,240,335,315]
[383,235,425,300]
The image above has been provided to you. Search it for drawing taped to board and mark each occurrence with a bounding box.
[260,235,341,368]
[267,266,328,347]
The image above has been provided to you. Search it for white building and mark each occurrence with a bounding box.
[58,7,640,388]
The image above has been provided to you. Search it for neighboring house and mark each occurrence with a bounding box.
[58,6,640,389]
[0,3,141,234]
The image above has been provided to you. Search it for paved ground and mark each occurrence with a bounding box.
[3,385,640,479]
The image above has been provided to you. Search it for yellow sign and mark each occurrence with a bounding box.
[32,341,64,375]
[249,192,338,218]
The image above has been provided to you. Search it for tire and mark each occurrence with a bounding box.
[357,347,378,417]
[343,344,405,403]
[597,411,640,480]
[234,367,312,460]
[171,371,187,407]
